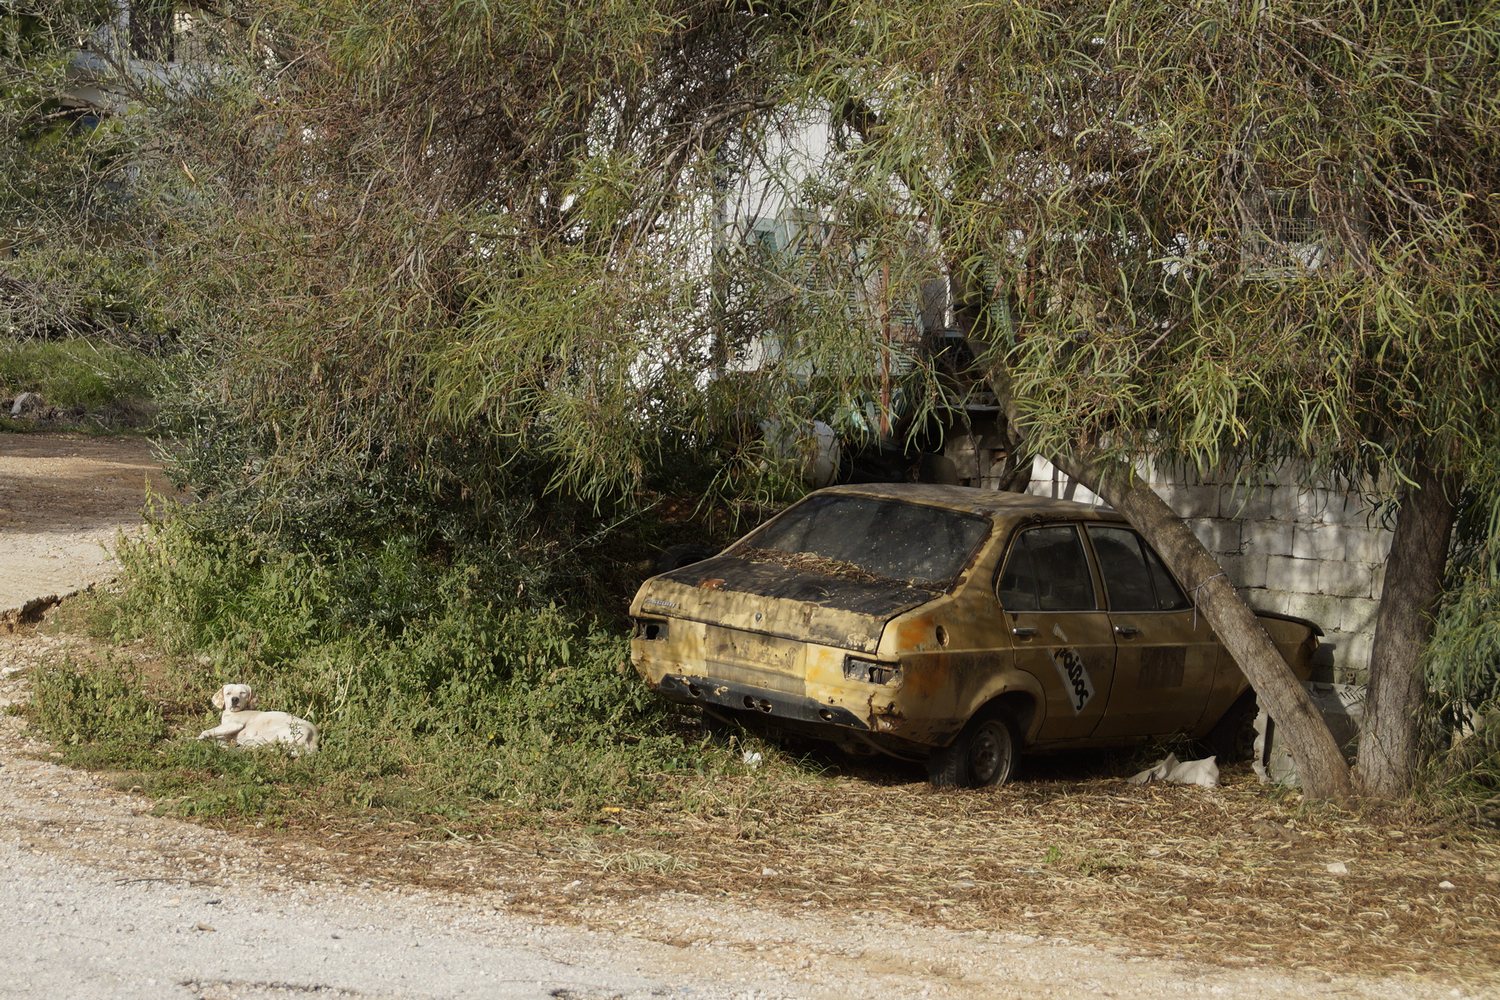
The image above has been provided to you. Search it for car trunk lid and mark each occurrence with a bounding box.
[638,554,939,654]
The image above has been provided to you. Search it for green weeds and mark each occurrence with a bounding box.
[30,513,757,827]
[30,657,166,768]
[0,337,163,429]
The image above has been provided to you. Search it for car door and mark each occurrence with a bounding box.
[1084,524,1219,738]
[995,523,1116,742]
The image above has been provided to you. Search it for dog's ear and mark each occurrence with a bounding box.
[211,687,226,710]
[243,687,257,710]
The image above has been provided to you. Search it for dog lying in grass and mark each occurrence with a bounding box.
[198,683,319,754]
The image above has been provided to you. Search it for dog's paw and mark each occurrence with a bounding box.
[197,730,215,740]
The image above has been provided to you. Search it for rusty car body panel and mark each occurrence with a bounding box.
[630,484,1319,777]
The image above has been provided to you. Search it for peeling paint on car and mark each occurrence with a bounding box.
[629,484,1320,776]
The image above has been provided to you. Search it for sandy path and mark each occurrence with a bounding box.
[0,433,173,619]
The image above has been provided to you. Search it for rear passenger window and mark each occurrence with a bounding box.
[1142,542,1190,610]
[1087,526,1191,612]
[997,525,1097,611]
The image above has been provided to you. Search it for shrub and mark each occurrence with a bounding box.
[0,336,163,425]
[31,658,167,768]
[50,511,739,824]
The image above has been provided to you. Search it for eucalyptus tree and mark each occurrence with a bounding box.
[1,0,169,344]
[793,1,1499,801]
[679,0,1495,801]
[1,3,84,334]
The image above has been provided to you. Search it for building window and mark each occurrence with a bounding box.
[747,217,790,254]
[1241,187,1340,281]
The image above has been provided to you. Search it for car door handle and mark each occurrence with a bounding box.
[1114,625,1141,638]
[1011,626,1038,638]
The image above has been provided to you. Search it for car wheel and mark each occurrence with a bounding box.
[1205,691,1258,763]
[927,713,1018,789]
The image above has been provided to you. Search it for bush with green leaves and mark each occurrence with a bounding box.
[30,658,167,768]
[31,512,735,824]
[1419,473,1500,819]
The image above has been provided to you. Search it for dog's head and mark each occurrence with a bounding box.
[213,683,256,712]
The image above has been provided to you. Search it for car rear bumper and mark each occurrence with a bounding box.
[653,672,871,731]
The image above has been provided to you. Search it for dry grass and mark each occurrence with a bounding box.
[241,759,1500,989]
[16,618,1500,987]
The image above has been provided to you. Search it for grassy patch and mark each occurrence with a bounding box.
[30,516,766,828]
[29,656,167,768]
[0,337,163,429]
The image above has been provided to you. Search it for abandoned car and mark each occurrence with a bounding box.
[630,484,1321,787]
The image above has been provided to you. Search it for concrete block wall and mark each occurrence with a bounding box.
[1023,458,1392,682]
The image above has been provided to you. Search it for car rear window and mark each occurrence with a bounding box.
[737,495,991,589]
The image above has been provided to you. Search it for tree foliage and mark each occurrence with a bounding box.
[9,1,1500,796]
[1,1,177,346]
[14,1,1500,496]
[802,2,1499,799]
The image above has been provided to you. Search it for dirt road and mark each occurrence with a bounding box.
[0,433,1488,999]
[0,433,173,618]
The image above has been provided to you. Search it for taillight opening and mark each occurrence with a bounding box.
[843,655,900,685]
[634,617,670,641]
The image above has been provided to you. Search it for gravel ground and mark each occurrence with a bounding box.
[2,634,1489,1000]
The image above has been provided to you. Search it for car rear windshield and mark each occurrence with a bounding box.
[736,495,991,589]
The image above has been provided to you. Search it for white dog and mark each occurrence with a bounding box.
[198,683,319,754]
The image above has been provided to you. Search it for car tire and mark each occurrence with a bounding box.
[1205,691,1258,763]
[927,712,1018,789]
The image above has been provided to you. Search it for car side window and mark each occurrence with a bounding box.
[997,525,1097,612]
[1087,526,1191,612]
[1142,540,1191,610]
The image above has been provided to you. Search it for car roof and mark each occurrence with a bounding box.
[817,482,1128,523]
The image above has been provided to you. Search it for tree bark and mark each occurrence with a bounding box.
[1356,465,1459,798]
[1055,451,1358,804]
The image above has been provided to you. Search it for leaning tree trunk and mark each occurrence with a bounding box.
[1356,465,1459,798]
[1055,452,1358,804]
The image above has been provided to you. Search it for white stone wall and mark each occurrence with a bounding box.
[1024,458,1393,682]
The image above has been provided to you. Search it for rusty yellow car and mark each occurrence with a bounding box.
[629,484,1321,787]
